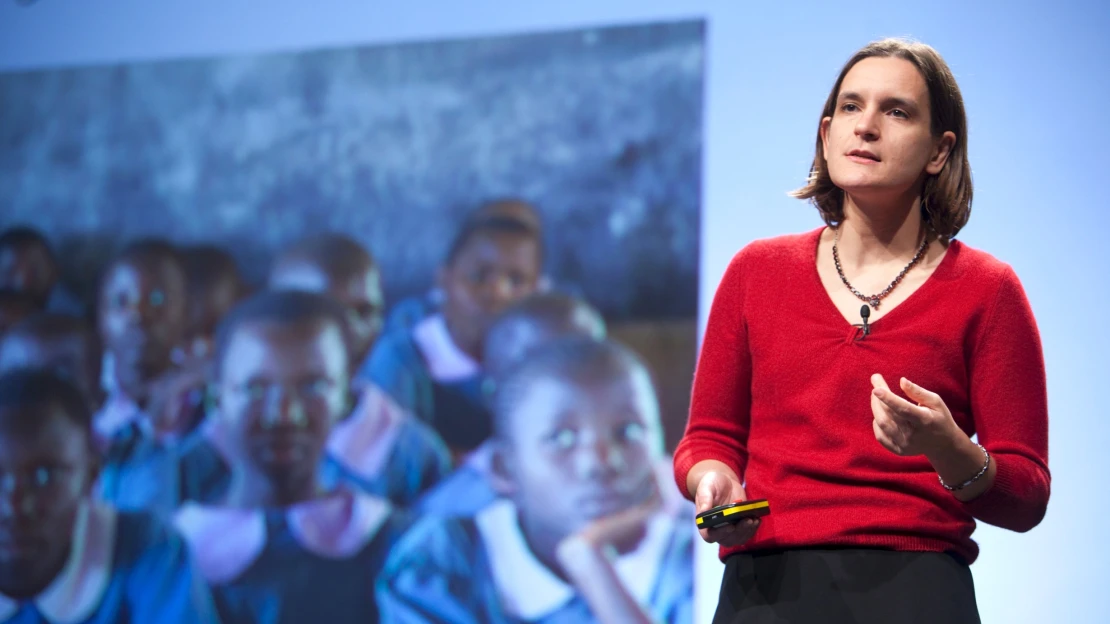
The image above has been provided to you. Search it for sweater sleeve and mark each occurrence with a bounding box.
[672,250,753,500]
[962,266,1051,532]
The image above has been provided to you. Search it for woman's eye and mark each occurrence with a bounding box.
[149,290,166,307]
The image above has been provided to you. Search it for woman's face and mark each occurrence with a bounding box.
[820,56,954,204]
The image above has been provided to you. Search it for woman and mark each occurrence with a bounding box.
[674,38,1050,623]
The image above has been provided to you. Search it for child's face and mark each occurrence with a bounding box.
[441,232,541,357]
[497,368,662,542]
[0,243,54,307]
[218,320,348,486]
[0,404,96,598]
[98,258,187,395]
[185,272,242,361]
[0,332,102,412]
[270,261,384,368]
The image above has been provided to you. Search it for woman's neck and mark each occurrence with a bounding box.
[836,193,931,268]
[223,463,323,509]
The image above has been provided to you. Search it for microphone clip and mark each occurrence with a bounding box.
[856,304,871,339]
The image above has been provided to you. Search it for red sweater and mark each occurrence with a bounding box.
[674,228,1050,564]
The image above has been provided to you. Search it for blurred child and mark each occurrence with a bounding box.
[364,213,544,457]
[95,240,203,514]
[0,368,216,623]
[381,199,545,336]
[0,313,105,412]
[0,291,37,338]
[415,291,606,517]
[174,291,403,624]
[181,244,247,362]
[0,226,85,316]
[267,233,451,506]
[377,338,693,624]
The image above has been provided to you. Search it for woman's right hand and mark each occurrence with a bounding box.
[695,470,760,547]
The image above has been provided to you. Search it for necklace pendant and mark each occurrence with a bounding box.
[869,297,880,309]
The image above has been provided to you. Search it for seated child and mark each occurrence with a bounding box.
[0,226,85,316]
[376,339,694,624]
[174,290,403,624]
[0,313,105,412]
[415,291,606,517]
[181,244,247,362]
[364,213,544,458]
[0,368,216,623]
[267,233,451,506]
[95,240,203,514]
[381,199,546,336]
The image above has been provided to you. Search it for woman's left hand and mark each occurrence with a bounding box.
[870,374,959,458]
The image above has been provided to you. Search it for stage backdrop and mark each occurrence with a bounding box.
[2,1,1109,623]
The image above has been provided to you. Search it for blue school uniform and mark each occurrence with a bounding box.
[95,395,180,517]
[414,442,498,517]
[328,385,452,506]
[177,424,234,505]
[381,292,441,337]
[176,490,403,624]
[376,498,694,624]
[180,385,451,508]
[360,315,490,454]
[0,502,218,624]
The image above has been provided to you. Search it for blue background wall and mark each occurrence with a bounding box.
[0,20,703,320]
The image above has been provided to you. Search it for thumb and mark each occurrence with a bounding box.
[694,472,726,513]
[900,377,942,408]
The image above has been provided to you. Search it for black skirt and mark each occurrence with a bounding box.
[712,548,981,624]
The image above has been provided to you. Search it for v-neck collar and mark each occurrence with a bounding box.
[808,226,960,333]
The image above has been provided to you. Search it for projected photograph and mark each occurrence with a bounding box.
[0,19,703,623]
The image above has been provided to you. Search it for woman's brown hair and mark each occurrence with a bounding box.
[791,38,973,241]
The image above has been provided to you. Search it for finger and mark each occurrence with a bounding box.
[694,477,723,513]
[872,388,929,424]
[701,519,747,545]
[719,518,760,548]
[873,420,903,455]
[900,377,943,409]
[870,373,891,391]
[870,415,905,448]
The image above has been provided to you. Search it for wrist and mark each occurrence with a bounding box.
[924,420,970,465]
[556,535,609,579]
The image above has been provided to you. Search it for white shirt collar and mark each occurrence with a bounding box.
[474,498,674,621]
[0,502,117,624]
[460,440,495,474]
[93,392,143,445]
[326,385,406,481]
[174,490,392,585]
[411,314,480,382]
